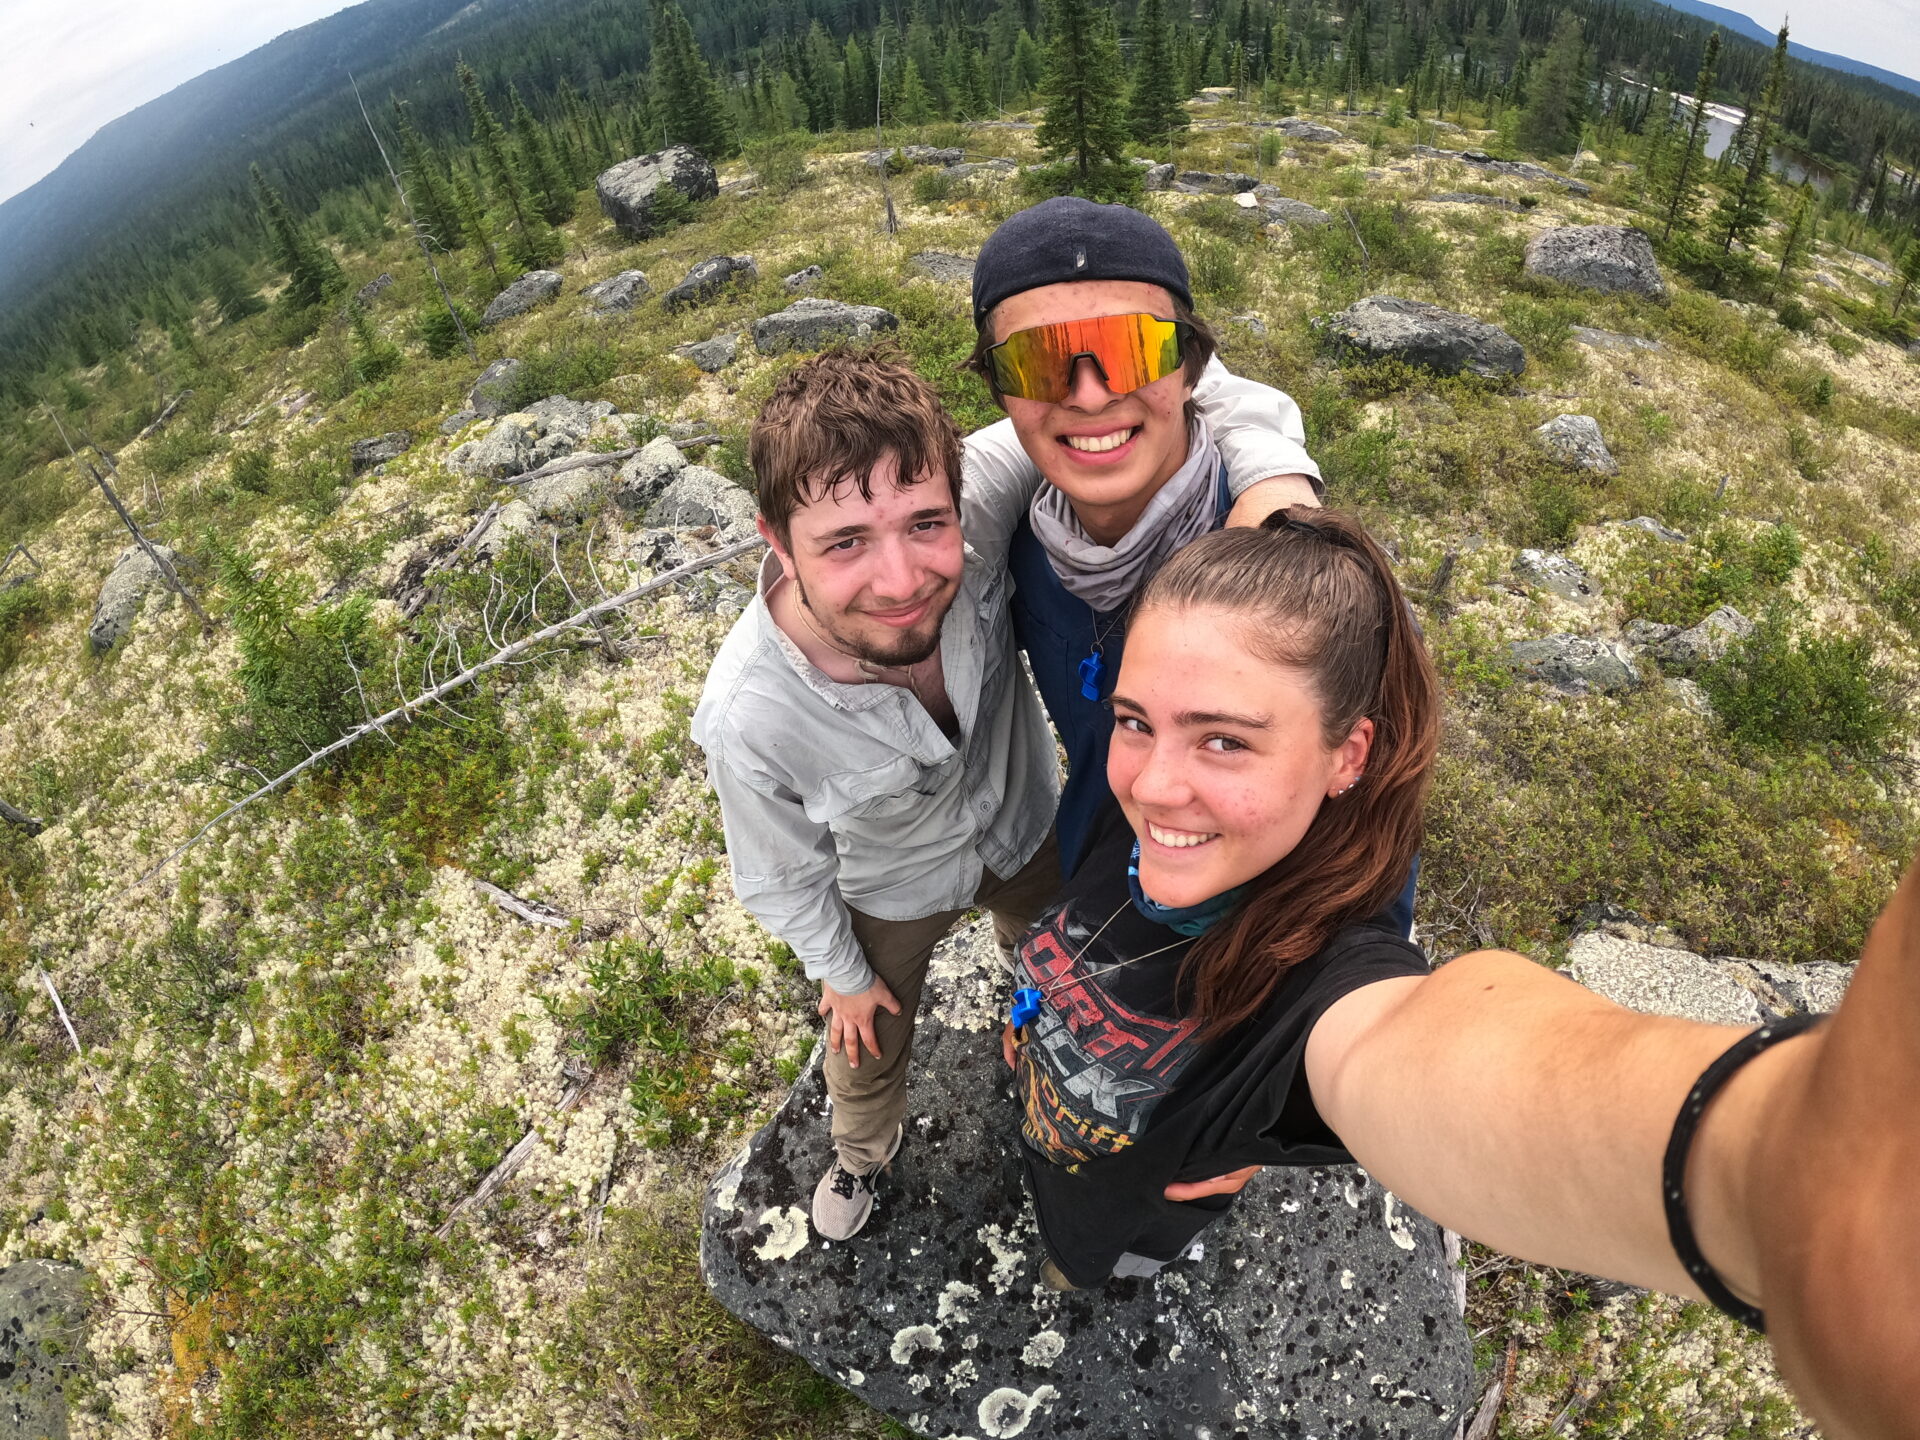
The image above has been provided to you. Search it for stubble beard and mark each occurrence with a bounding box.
[794,573,950,668]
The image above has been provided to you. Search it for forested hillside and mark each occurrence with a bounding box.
[2,0,1919,1432]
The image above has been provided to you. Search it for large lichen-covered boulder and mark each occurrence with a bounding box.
[447,415,539,479]
[1323,295,1525,379]
[0,1258,90,1440]
[645,466,756,537]
[752,298,901,355]
[596,146,719,240]
[662,255,759,311]
[582,269,651,314]
[1524,226,1667,299]
[350,431,412,474]
[1652,606,1753,671]
[1506,634,1639,694]
[615,436,689,514]
[467,357,523,417]
[88,544,179,654]
[702,927,1474,1440]
[1271,117,1346,142]
[480,270,563,327]
[1533,414,1618,475]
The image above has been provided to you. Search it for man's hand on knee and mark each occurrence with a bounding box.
[819,977,903,1069]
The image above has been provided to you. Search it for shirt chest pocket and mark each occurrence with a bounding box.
[809,754,960,826]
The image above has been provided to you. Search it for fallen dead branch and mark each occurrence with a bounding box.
[0,799,45,835]
[135,390,193,442]
[113,534,766,903]
[435,1076,589,1239]
[471,875,573,930]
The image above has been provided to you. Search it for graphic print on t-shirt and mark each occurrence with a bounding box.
[1015,897,1204,1165]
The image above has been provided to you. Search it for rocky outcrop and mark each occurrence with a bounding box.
[1651,606,1753,670]
[1225,313,1268,339]
[1568,923,1852,1026]
[88,544,179,654]
[446,397,615,479]
[1512,549,1593,600]
[753,298,901,355]
[350,431,411,475]
[0,1258,89,1440]
[646,466,755,537]
[1571,326,1664,353]
[663,256,759,311]
[615,436,690,514]
[467,358,523,417]
[1265,117,1346,143]
[702,927,1474,1440]
[1323,295,1525,379]
[522,464,619,525]
[1506,634,1639,694]
[1172,170,1259,194]
[582,270,651,314]
[1257,194,1334,228]
[911,251,976,284]
[596,146,719,239]
[867,145,965,168]
[1140,162,1175,191]
[1609,515,1686,543]
[783,264,823,293]
[1524,226,1666,299]
[1425,192,1522,210]
[481,270,563,327]
[1410,146,1590,196]
[1534,414,1618,475]
[355,272,395,305]
[675,333,739,372]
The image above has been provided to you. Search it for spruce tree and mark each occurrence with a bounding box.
[1713,22,1787,253]
[1658,32,1720,241]
[556,80,601,182]
[649,0,738,160]
[1893,239,1920,318]
[509,86,575,222]
[249,165,343,310]
[1128,0,1189,147]
[1036,0,1134,189]
[203,249,265,324]
[897,59,935,123]
[1772,185,1816,297]
[1012,30,1047,104]
[1515,13,1582,157]
[450,164,502,284]
[457,63,556,269]
[843,35,876,127]
[391,100,464,251]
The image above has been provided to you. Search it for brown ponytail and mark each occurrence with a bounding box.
[1134,507,1440,1039]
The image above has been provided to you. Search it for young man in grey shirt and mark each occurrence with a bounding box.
[693,347,1313,1240]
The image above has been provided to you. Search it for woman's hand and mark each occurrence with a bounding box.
[1002,1021,1019,1070]
[1164,1166,1262,1202]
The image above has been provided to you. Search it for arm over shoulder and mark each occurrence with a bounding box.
[1192,355,1325,501]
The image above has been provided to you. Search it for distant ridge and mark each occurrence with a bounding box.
[1631,0,1920,99]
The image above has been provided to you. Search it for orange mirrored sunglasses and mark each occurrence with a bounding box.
[984,313,1191,403]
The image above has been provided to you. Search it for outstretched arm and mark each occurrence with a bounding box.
[1305,855,1920,1439]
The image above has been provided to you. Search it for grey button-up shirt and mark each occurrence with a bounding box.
[691,359,1320,995]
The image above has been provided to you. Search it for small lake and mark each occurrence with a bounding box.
[1612,80,1838,191]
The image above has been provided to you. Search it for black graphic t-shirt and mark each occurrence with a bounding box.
[1012,817,1207,1164]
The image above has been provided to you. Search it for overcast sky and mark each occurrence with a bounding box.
[4,0,1919,207]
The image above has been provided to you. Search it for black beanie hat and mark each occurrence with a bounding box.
[970,196,1194,329]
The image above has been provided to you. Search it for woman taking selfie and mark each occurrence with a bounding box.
[1004,509,1917,1440]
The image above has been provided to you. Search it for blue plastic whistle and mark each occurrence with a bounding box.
[1010,987,1044,1030]
[1077,650,1105,702]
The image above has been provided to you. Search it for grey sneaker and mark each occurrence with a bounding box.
[811,1125,903,1240]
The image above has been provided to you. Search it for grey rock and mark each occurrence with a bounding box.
[1426,191,1522,210]
[595,146,719,240]
[88,544,179,654]
[910,251,976,285]
[1513,549,1592,600]
[467,358,523,417]
[582,269,652,314]
[942,158,1020,180]
[1623,619,1681,648]
[1610,515,1687,542]
[439,409,482,436]
[355,272,395,305]
[521,394,615,442]
[676,333,740,373]
[472,500,540,561]
[1411,146,1591,195]
[753,298,901,355]
[1653,606,1753,670]
[616,437,689,513]
[1270,117,1346,143]
[1173,170,1260,195]
[447,415,539,479]
[1662,676,1714,716]
[712,583,755,620]
[783,264,824,292]
[631,526,708,574]
[481,270,563,327]
[1259,195,1334,228]
[867,145,965,168]
[1571,325,1664,353]
[1566,932,1763,1026]
[1731,958,1853,1016]
[1323,295,1525,379]
[701,927,1473,1440]
[1225,312,1268,339]
[0,1259,88,1440]
[1141,162,1176,191]
[1507,634,1639,694]
[523,464,618,525]
[646,465,756,536]
[1534,414,1618,475]
[664,255,759,311]
[1524,226,1666,299]
[350,431,412,475]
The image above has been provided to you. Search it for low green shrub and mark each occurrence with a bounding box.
[230,447,273,494]
[1018,159,1144,206]
[910,168,955,207]
[0,580,50,675]
[745,132,813,198]
[1187,234,1251,308]
[412,299,481,360]
[1620,524,1801,626]
[501,341,622,408]
[1701,608,1904,758]
[1297,200,1448,296]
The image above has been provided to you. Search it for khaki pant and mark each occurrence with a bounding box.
[828,832,1061,1169]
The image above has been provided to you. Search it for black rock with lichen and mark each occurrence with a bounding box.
[701,926,1474,1439]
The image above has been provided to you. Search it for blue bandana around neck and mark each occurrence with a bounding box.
[1127,841,1245,937]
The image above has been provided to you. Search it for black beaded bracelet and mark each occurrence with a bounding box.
[1661,1010,1824,1332]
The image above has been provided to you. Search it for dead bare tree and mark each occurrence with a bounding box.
[44,405,213,639]
[134,390,193,442]
[113,534,765,901]
[0,544,42,585]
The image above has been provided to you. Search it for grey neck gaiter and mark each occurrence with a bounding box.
[1027,421,1221,614]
